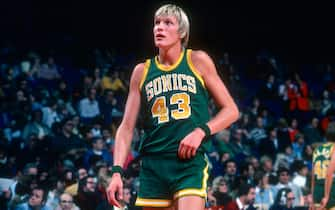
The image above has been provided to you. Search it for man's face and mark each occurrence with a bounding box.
[153,15,181,48]
[246,188,256,204]
[59,194,74,210]
[263,160,273,172]
[279,171,290,184]
[225,162,237,175]
[93,139,104,151]
[123,188,132,205]
[78,168,88,180]
[286,192,295,207]
[63,120,74,133]
[85,177,97,192]
[28,189,44,207]
[27,167,38,176]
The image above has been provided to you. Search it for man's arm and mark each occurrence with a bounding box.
[310,165,315,210]
[113,63,143,167]
[191,50,239,134]
[106,63,144,207]
[320,147,335,209]
[178,50,239,159]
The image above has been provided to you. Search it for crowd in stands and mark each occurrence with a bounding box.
[0,45,335,210]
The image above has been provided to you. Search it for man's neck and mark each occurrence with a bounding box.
[158,45,183,66]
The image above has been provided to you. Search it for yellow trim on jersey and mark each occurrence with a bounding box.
[135,198,172,207]
[139,59,151,90]
[173,155,209,200]
[155,49,185,71]
[186,49,205,88]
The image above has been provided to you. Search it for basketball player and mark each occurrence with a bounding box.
[106,4,239,210]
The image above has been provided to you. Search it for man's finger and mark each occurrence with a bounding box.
[107,186,121,208]
[178,144,185,159]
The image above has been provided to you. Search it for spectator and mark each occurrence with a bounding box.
[239,162,256,185]
[274,145,295,172]
[52,117,86,160]
[83,136,112,171]
[259,127,281,162]
[211,176,232,206]
[225,183,257,210]
[92,67,103,91]
[74,175,102,210]
[41,98,60,128]
[293,73,310,122]
[292,134,305,160]
[270,187,306,210]
[288,118,300,143]
[274,167,304,207]
[301,144,313,170]
[99,89,119,127]
[64,168,88,196]
[230,128,252,163]
[320,90,334,117]
[260,155,277,185]
[101,69,127,93]
[45,176,66,209]
[258,74,278,100]
[248,117,268,152]
[37,57,61,81]
[214,129,234,161]
[276,118,292,154]
[78,88,100,124]
[223,159,238,191]
[14,186,51,210]
[22,110,51,143]
[291,161,308,192]
[55,193,80,210]
[9,162,39,207]
[302,117,323,146]
[254,170,277,210]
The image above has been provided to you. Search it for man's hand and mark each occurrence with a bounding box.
[106,173,123,208]
[178,128,205,159]
[317,196,329,210]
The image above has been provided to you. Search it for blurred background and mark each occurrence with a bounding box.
[1,1,334,65]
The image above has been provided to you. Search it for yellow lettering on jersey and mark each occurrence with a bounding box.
[151,96,169,123]
[314,160,330,180]
[170,93,191,120]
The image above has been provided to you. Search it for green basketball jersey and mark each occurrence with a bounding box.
[312,142,335,208]
[138,49,210,154]
[313,143,334,181]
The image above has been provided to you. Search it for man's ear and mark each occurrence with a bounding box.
[180,31,186,39]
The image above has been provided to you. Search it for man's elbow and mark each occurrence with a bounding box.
[230,104,240,123]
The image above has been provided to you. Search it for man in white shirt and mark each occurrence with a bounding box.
[78,88,100,124]
[275,167,304,207]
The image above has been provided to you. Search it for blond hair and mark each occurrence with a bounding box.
[155,4,190,47]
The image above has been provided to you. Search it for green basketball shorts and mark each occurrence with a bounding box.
[135,153,209,207]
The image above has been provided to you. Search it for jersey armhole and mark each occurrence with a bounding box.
[139,59,151,90]
[186,49,206,88]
